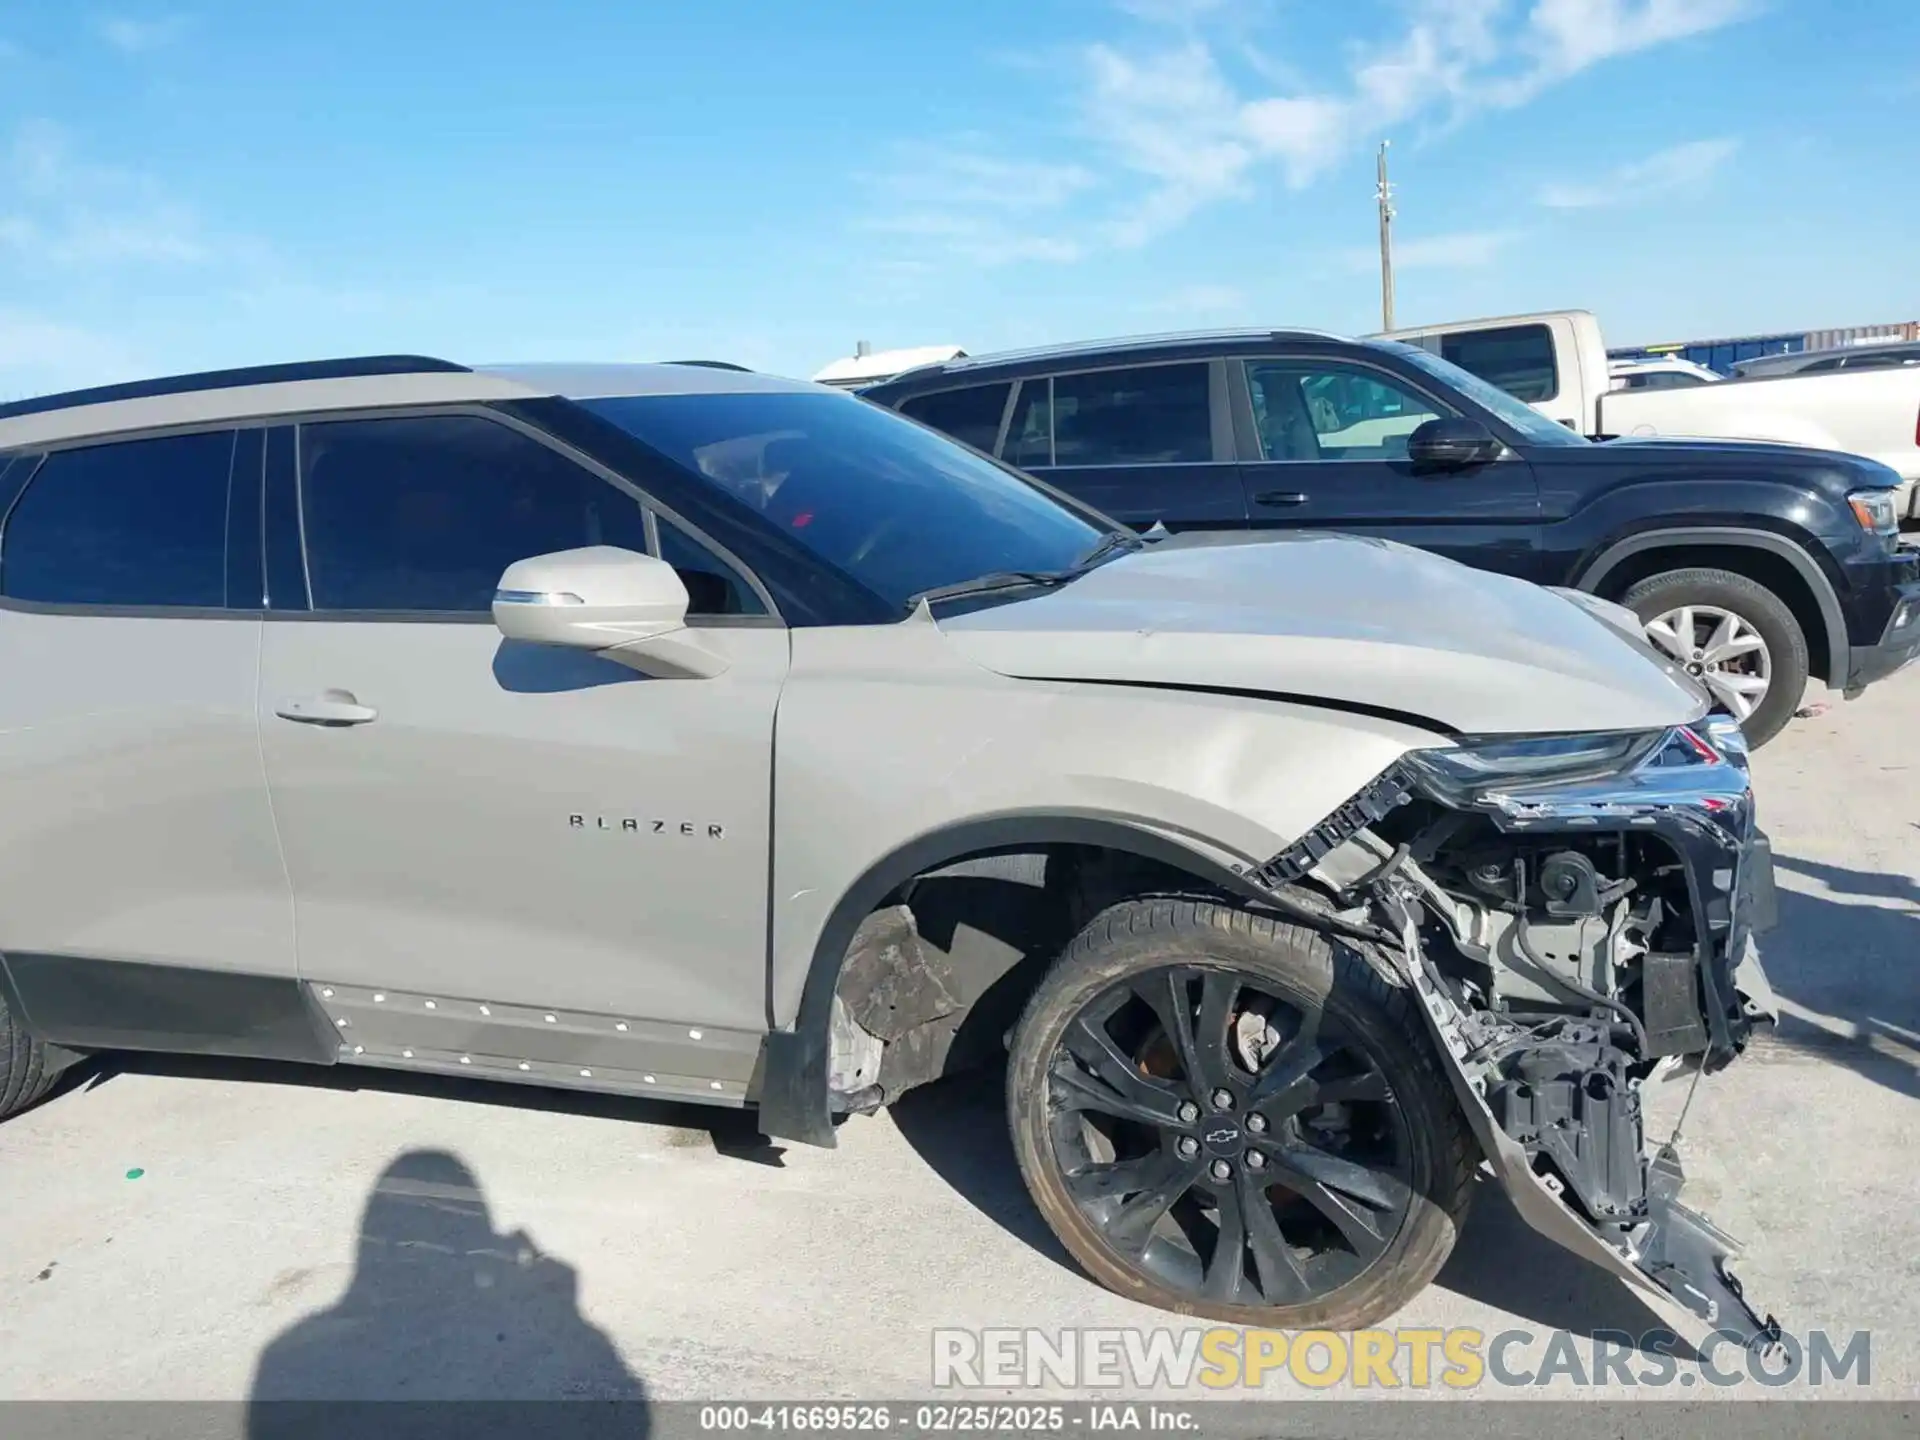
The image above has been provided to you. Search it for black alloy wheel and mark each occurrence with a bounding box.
[1008,899,1474,1327]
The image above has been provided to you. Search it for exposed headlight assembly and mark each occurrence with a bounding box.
[1253,719,1748,889]
[1401,715,1750,831]
[1398,729,1668,807]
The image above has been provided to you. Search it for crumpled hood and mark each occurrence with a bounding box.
[937,532,1708,735]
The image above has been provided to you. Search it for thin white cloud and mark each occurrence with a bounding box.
[0,311,143,401]
[864,211,1085,265]
[1537,136,1739,208]
[1116,0,1233,26]
[1342,227,1521,271]
[1518,0,1752,90]
[1147,282,1249,316]
[1082,40,1264,240]
[1393,228,1521,268]
[872,2,1758,273]
[0,119,220,268]
[862,143,1095,266]
[1089,0,1756,238]
[93,14,189,54]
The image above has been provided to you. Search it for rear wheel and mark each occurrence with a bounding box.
[0,985,60,1122]
[1006,899,1474,1327]
[1621,567,1809,748]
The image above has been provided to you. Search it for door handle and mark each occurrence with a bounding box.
[275,689,378,726]
[1253,490,1309,506]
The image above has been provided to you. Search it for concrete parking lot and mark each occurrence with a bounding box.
[1,672,1915,1406]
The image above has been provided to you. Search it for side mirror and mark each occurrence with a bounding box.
[1407,417,1504,471]
[492,546,728,679]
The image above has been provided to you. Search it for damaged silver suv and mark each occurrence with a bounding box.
[0,356,1778,1343]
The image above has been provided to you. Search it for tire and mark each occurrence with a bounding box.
[0,984,59,1122]
[1621,566,1809,749]
[1006,898,1475,1328]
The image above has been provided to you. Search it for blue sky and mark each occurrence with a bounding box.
[1,0,1916,396]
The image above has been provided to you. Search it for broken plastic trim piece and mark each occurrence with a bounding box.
[1253,764,1412,888]
[1393,921,1783,1352]
[1639,1143,1783,1348]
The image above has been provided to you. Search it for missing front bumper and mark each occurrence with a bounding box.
[1399,926,1781,1350]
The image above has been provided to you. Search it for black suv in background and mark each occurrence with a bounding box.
[865,330,1920,745]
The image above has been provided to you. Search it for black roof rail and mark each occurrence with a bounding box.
[0,355,471,423]
[664,359,754,372]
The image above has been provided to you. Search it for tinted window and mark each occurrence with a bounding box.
[1620,370,1710,391]
[1247,363,1448,461]
[1438,324,1558,403]
[1001,379,1053,468]
[582,391,1107,611]
[1049,364,1211,466]
[0,454,31,520]
[657,516,765,616]
[3,430,235,607]
[299,415,651,612]
[897,383,1012,453]
[1383,342,1589,447]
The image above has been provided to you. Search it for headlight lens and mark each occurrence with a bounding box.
[1848,487,1899,535]
[1401,730,1668,806]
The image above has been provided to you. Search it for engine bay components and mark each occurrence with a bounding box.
[1261,714,1783,1349]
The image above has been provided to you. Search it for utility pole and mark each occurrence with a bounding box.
[1375,140,1396,332]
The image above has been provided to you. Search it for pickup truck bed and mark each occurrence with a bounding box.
[1600,365,1920,518]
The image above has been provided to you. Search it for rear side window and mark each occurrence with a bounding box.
[1438,325,1558,403]
[1050,363,1211,466]
[1002,380,1053,468]
[897,383,1012,453]
[298,414,652,613]
[2,430,236,607]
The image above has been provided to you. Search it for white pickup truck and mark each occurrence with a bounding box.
[1381,310,1920,521]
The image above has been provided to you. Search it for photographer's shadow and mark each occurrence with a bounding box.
[247,1149,647,1435]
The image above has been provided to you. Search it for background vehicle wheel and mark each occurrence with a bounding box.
[0,985,59,1122]
[1006,898,1475,1328]
[1621,567,1809,748]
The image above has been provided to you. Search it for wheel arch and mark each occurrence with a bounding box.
[1573,526,1848,689]
[755,813,1270,1148]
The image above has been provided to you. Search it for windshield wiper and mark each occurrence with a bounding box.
[907,570,1074,606]
[1072,530,1146,572]
[908,533,1147,608]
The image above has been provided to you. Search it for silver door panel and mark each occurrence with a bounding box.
[259,622,786,1030]
[0,609,293,975]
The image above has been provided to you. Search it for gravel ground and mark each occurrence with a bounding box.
[0,670,1914,1412]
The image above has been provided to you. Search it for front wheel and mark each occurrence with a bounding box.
[1,985,60,1123]
[1621,567,1809,748]
[1006,899,1475,1328]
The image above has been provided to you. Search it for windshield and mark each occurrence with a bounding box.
[1375,341,1592,447]
[582,391,1110,610]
